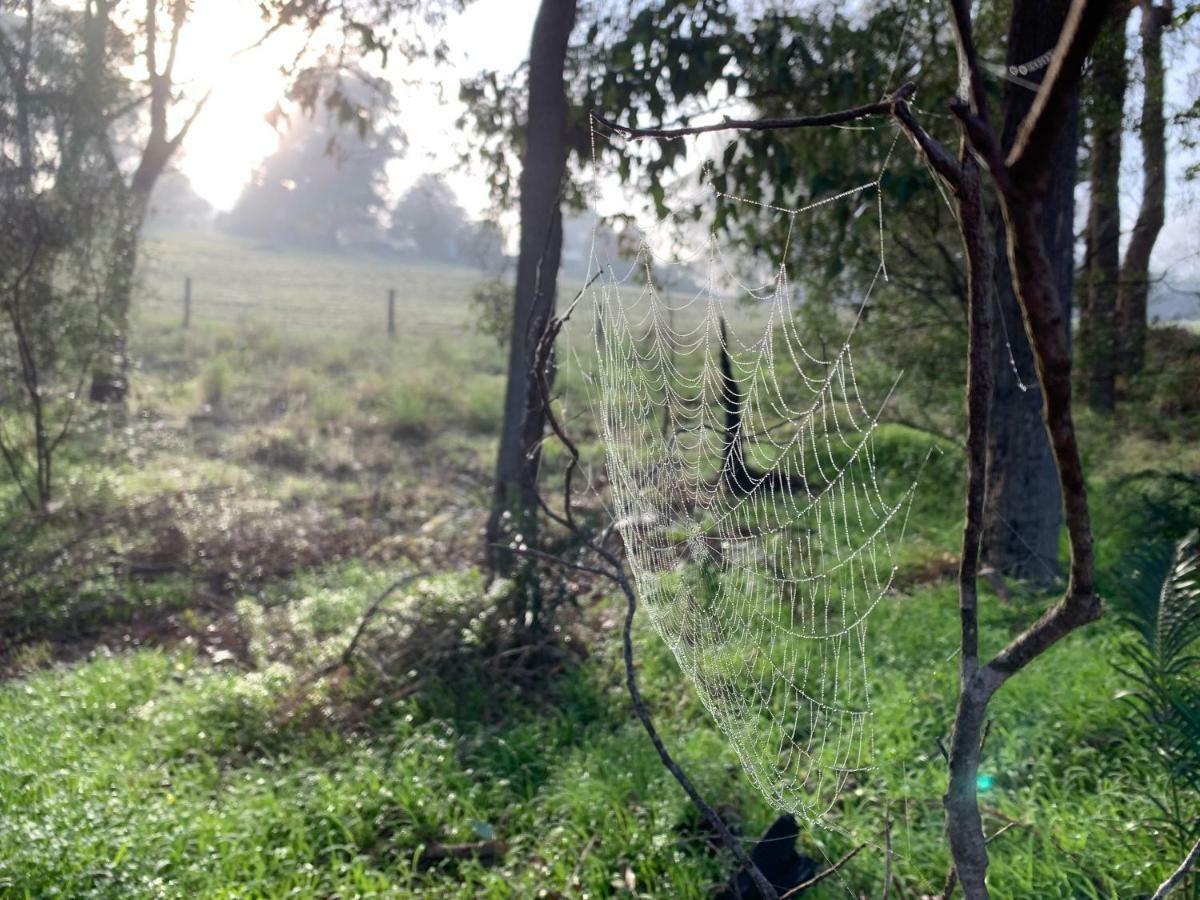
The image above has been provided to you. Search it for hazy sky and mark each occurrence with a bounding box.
[170,1,1199,282]
[174,0,542,215]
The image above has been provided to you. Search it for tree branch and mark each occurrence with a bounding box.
[169,89,213,152]
[593,83,916,139]
[948,0,992,125]
[1150,836,1200,900]
[955,153,993,687]
[317,572,428,676]
[890,97,961,188]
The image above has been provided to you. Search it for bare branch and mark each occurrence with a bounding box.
[594,83,916,140]
[947,0,992,123]
[955,153,993,685]
[503,544,619,581]
[144,0,165,142]
[977,188,1103,694]
[162,0,187,85]
[890,98,961,188]
[169,89,213,151]
[945,0,1007,176]
[325,572,428,674]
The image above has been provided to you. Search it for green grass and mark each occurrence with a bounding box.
[1,230,1196,897]
[0,573,1179,898]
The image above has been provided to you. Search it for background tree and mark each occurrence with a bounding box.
[1117,2,1173,381]
[5,0,469,406]
[389,174,469,261]
[1079,3,1128,414]
[224,69,400,250]
[1079,0,1176,409]
[0,1,131,510]
[80,0,212,404]
[144,169,214,232]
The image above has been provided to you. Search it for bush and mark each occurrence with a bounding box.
[1126,325,1200,439]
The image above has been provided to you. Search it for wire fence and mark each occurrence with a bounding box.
[133,242,495,341]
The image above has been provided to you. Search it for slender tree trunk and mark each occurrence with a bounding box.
[88,0,196,406]
[486,0,577,604]
[89,198,147,404]
[981,0,1078,584]
[943,151,995,900]
[1117,1,1171,380]
[1081,4,1127,413]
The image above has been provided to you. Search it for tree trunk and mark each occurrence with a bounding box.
[1117,1,1171,380]
[88,0,195,406]
[1081,4,1127,412]
[486,0,577,603]
[981,0,1079,584]
[89,199,147,404]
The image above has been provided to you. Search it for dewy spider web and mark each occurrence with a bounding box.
[573,119,924,825]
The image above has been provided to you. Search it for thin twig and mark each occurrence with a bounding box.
[779,843,867,898]
[318,572,428,676]
[1151,836,1200,900]
[883,804,894,900]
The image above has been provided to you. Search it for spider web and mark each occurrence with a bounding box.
[573,122,923,825]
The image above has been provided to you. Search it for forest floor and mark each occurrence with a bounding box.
[1,232,1198,898]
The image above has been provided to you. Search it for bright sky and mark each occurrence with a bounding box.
[174,0,542,215]
[170,1,1199,281]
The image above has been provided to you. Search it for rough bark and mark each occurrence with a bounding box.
[486,0,577,592]
[981,0,1078,584]
[1080,4,1127,413]
[1117,1,1171,379]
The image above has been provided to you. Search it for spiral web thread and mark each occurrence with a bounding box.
[575,123,923,825]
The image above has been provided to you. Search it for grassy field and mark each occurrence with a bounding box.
[1,230,1198,898]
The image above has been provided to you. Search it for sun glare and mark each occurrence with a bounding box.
[170,1,298,211]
